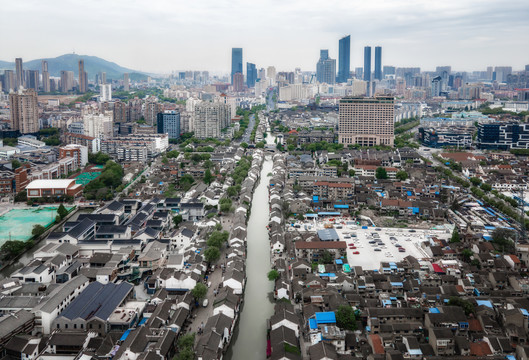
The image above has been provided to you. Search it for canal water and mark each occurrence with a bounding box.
[227,132,275,359]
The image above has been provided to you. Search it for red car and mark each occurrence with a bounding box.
[349,246,357,249]
[353,251,360,255]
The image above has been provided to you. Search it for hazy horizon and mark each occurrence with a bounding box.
[2,0,528,74]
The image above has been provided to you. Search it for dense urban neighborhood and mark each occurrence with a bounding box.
[1,47,529,360]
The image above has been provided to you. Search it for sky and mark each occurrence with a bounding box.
[1,0,528,74]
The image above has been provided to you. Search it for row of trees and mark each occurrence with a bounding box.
[83,160,124,200]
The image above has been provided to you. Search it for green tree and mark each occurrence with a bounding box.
[336,305,357,331]
[318,250,333,264]
[448,296,475,316]
[173,215,183,228]
[241,142,248,149]
[480,183,492,192]
[268,269,280,281]
[162,156,168,164]
[203,169,213,185]
[32,224,46,238]
[207,231,229,248]
[176,347,194,360]
[256,141,265,149]
[0,240,27,258]
[492,228,515,253]
[348,169,355,177]
[11,159,21,169]
[204,246,220,263]
[450,228,460,243]
[375,167,388,180]
[191,283,207,301]
[57,204,69,219]
[227,186,238,197]
[395,170,408,181]
[461,249,473,262]
[470,177,482,186]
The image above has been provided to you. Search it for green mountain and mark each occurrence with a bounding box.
[0,54,148,81]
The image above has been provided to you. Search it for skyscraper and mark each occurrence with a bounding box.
[383,66,395,78]
[316,50,336,85]
[100,84,112,102]
[27,70,39,91]
[123,73,130,91]
[9,88,39,134]
[15,58,24,90]
[157,111,181,140]
[231,48,243,84]
[337,35,350,83]
[42,60,50,92]
[338,95,395,147]
[60,71,75,92]
[374,46,382,80]
[246,63,257,88]
[2,70,15,92]
[363,47,371,81]
[78,59,87,93]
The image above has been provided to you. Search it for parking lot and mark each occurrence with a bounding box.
[291,217,452,270]
[339,226,447,269]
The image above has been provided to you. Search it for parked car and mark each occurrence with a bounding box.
[374,248,381,252]
[353,251,360,255]
[203,299,209,307]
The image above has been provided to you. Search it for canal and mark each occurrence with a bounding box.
[227,130,276,359]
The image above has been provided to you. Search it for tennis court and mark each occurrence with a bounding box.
[75,172,101,185]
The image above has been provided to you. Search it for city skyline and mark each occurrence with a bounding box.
[1,0,528,73]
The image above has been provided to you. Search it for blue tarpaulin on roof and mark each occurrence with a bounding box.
[138,318,147,325]
[309,318,318,329]
[334,204,349,209]
[484,226,496,230]
[315,312,336,324]
[318,212,341,216]
[521,309,529,316]
[476,300,493,308]
[483,235,493,241]
[391,282,403,287]
[362,226,368,229]
[313,195,319,203]
[429,308,440,313]
[407,191,413,196]
[335,259,343,265]
[305,214,318,218]
[408,207,420,214]
[120,329,132,341]
[382,299,391,306]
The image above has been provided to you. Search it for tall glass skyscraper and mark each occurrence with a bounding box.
[157,111,181,139]
[363,47,371,82]
[374,46,382,80]
[337,35,351,83]
[231,48,243,84]
[316,50,336,85]
[246,62,257,88]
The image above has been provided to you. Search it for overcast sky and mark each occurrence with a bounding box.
[2,0,528,74]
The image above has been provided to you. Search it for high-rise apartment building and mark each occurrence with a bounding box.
[42,61,50,92]
[100,84,112,102]
[233,72,244,92]
[194,103,231,139]
[363,47,371,82]
[246,63,257,88]
[83,110,113,139]
[374,46,382,80]
[157,110,181,140]
[494,66,512,83]
[316,50,336,85]
[27,70,39,91]
[144,98,163,126]
[231,48,243,84]
[337,35,351,83]
[2,70,16,92]
[60,71,75,92]
[78,59,87,93]
[338,95,395,147]
[431,76,442,97]
[123,73,130,91]
[15,58,24,90]
[113,101,127,123]
[355,67,363,80]
[9,88,39,134]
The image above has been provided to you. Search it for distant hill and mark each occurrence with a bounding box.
[0,54,148,81]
